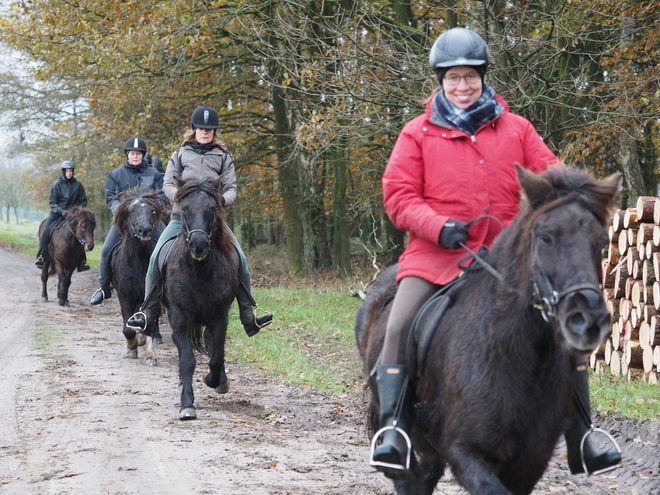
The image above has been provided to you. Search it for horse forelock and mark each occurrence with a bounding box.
[115,188,163,233]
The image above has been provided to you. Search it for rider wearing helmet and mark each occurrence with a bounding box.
[127,105,273,338]
[35,160,89,270]
[371,27,620,478]
[89,137,167,305]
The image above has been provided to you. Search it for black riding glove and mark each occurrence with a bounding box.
[439,219,469,249]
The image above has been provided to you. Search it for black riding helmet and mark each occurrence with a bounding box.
[429,27,492,82]
[124,137,147,155]
[190,105,219,130]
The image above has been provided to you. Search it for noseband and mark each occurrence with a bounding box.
[462,192,603,322]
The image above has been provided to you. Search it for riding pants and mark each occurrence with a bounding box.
[37,212,63,258]
[380,276,438,364]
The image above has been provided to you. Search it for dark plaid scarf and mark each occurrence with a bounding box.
[435,85,503,136]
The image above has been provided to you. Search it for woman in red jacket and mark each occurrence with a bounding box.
[371,27,621,478]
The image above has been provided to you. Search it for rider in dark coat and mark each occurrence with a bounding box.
[89,137,167,305]
[35,160,88,270]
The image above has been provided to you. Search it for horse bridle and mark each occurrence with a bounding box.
[181,209,217,248]
[129,198,157,239]
[460,193,603,322]
[64,214,87,246]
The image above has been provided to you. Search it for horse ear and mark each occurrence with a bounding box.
[516,163,554,209]
[174,176,185,188]
[211,177,222,191]
[600,172,622,207]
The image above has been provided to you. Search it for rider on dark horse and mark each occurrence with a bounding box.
[35,160,89,271]
[127,105,273,338]
[371,27,621,478]
[90,137,168,305]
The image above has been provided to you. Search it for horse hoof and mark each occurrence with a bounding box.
[125,349,138,359]
[41,297,48,303]
[144,357,157,366]
[152,335,163,345]
[58,299,69,307]
[179,407,197,420]
[216,382,229,394]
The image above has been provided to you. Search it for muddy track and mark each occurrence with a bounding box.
[0,247,658,494]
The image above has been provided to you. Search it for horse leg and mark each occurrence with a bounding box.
[41,263,49,302]
[173,328,197,420]
[57,270,72,307]
[392,453,445,495]
[124,325,139,359]
[202,317,229,394]
[143,335,157,367]
[449,446,513,495]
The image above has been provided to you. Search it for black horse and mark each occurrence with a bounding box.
[111,187,165,364]
[159,177,240,420]
[39,205,96,307]
[355,166,621,495]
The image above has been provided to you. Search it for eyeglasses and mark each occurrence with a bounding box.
[444,74,481,86]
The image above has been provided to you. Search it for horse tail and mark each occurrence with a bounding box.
[190,324,207,356]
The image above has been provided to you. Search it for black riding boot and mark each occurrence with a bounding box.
[370,364,412,478]
[127,275,160,333]
[90,280,112,305]
[565,359,622,475]
[236,272,272,337]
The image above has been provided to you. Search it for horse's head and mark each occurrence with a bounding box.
[68,205,96,252]
[517,165,621,353]
[114,187,165,242]
[175,177,226,261]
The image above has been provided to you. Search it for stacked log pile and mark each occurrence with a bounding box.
[597,195,660,384]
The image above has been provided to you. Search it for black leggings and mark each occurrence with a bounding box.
[37,212,62,258]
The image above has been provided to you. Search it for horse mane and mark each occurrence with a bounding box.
[68,204,96,229]
[113,187,164,236]
[520,166,620,228]
[491,166,620,284]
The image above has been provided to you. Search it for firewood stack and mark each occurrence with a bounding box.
[597,196,660,384]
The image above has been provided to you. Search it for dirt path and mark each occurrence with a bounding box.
[0,247,658,495]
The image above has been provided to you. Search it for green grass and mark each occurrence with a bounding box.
[226,286,365,395]
[2,219,659,420]
[591,372,660,419]
[0,217,100,267]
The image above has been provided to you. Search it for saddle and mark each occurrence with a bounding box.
[151,234,178,293]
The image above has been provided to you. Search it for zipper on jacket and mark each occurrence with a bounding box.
[471,135,477,144]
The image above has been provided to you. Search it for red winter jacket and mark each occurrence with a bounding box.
[383,93,561,285]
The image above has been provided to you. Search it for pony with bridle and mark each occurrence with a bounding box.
[39,205,96,307]
[111,187,165,364]
[160,177,240,420]
[355,166,621,495]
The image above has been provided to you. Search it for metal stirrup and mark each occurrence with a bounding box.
[369,422,412,472]
[127,311,147,332]
[579,427,622,476]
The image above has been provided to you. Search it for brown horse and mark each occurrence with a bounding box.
[355,166,621,495]
[39,205,96,307]
[111,187,165,364]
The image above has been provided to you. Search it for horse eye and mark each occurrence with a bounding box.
[540,234,553,246]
